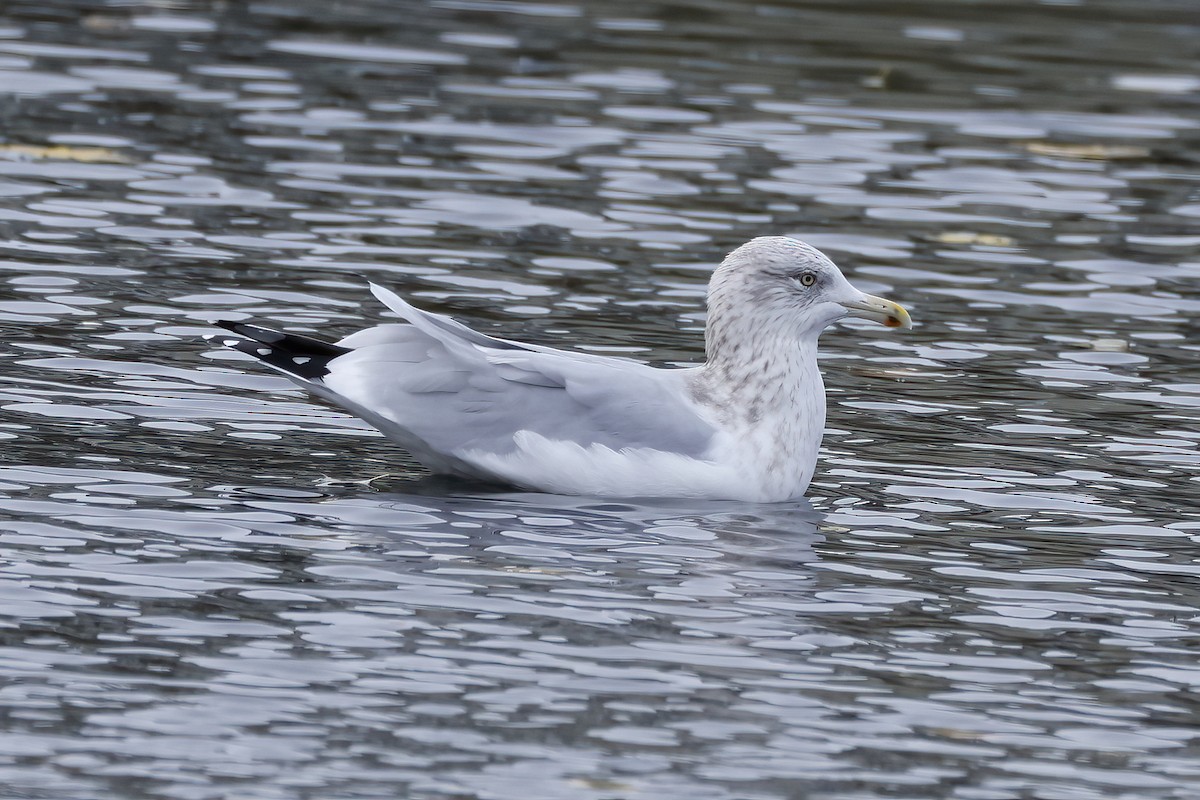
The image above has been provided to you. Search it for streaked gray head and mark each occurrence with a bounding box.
[705,236,911,358]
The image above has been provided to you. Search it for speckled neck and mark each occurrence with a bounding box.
[693,332,822,425]
[696,273,823,419]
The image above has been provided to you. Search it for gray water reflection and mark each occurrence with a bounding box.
[2,0,1200,797]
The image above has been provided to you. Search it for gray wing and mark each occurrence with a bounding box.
[315,284,716,476]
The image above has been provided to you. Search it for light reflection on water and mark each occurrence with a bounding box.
[1,0,1199,797]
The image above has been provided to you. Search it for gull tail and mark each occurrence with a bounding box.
[206,321,350,381]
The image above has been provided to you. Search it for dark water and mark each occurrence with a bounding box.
[2,1,1200,798]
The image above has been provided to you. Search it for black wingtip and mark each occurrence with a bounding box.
[208,320,350,380]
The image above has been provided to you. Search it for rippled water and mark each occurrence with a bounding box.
[2,1,1199,797]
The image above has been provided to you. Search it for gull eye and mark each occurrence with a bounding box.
[797,272,816,287]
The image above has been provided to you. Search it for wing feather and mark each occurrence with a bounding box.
[220,282,717,482]
[369,283,532,353]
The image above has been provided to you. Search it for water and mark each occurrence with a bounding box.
[2,0,1199,797]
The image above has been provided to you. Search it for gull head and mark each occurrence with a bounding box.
[707,236,911,346]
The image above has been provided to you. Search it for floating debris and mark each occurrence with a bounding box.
[0,143,133,163]
[933,231,1016,247]
[1025,142,1150,160]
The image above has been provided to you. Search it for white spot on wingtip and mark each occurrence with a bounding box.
[293,356,311,365]
[257,348,272,355]
[223,339,239,347]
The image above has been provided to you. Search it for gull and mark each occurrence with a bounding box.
[207,236,911,502]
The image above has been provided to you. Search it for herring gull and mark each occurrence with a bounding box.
[207,236,911,502]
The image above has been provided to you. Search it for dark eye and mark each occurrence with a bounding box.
[797,272,816,287]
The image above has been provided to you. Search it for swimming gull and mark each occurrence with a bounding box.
[207,236,911,502]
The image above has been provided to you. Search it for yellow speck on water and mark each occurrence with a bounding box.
[862,65,892,89]
[933,231,1016,247]
[928,727,987,741]
[569,778,635,791]
[1088,338,1129,352]
[1025,142,1150,160]
[499,565,571,575]
[0,144,133,163]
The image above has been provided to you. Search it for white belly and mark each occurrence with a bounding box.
[458,423,821,503]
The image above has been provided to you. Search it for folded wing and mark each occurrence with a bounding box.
[275,283,717,483]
